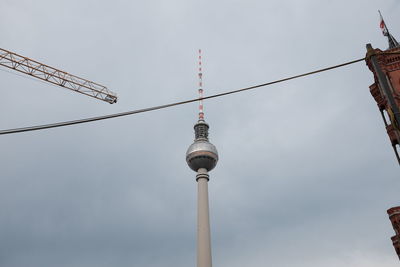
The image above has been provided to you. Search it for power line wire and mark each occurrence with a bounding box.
[0,56,365,135]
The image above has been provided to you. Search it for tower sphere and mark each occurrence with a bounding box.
[186,140,218,172]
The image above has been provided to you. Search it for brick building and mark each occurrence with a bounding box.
[365,13,400,261]
[387,207,400,259]
[366,45,400,163]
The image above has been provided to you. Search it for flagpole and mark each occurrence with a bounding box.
[379,10,389,35]
[378,10,399,49]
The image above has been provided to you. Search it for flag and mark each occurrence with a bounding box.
[380,12,389,36]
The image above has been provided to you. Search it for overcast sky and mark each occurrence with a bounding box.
[0,0,399,266]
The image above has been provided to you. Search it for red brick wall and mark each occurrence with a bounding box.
[387,206,400,259]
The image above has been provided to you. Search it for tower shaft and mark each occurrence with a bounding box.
[196,168,212,267]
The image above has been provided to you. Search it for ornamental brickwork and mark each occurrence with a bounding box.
[366,46,400,159]
[366,45,400,261]
[387,207,400,260]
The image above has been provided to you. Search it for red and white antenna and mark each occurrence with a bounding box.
[198,49,204,121]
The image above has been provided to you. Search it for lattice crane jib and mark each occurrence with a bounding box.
[0,48,117,104]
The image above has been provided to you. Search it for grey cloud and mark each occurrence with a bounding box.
[0,0,399,266]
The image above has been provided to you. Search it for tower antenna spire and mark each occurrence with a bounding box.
[198,49,205,121]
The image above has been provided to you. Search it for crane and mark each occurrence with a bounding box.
[0,47,117,104]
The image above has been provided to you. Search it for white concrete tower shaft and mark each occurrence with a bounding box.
[197,168,212,267]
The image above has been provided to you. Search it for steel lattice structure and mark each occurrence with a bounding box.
[0,48,117,104]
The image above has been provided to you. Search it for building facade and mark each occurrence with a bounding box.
[366,45,400,163]
[387,207,400,259]
[365,16,400,260]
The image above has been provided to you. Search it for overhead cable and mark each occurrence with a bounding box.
[0,56,365,135]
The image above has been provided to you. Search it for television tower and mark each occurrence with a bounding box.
[186,49,219,267]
